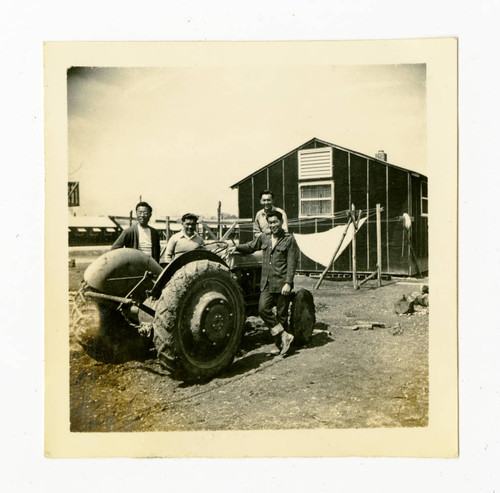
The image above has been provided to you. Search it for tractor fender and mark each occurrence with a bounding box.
[84,248,163,297]
[151,249,229,299]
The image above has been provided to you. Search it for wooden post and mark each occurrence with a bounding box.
[217,201,222,240]
[409,235,422,278]
[331,215,335,271]
[314,217,318,271]
[165,216,170,243]
[376,204,382,287]
[298,217,302,270]
[129,210,133,227]
[351,204,358,290]
[221,221,238,241]
[358,271,377,286]
[200,221,218,241]
[314,217,352,290]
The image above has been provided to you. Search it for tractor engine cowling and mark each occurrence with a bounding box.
[84,248,163,298]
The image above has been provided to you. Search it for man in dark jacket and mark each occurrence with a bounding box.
[111,201,161,263]
[230,210,297,356]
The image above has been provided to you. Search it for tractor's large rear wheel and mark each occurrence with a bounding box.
[289,288,316,345]
[152,259,245,382]
[71,284,152,363]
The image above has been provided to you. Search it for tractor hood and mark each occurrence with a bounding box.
[84,248,163,297]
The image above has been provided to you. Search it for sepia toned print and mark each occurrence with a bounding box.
[45,40,457,457]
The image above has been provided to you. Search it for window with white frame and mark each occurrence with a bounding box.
[421,181,428,216]
[298,147,333,180]
[299,181,334,217]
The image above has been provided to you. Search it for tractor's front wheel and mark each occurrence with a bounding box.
[152,259,245,381]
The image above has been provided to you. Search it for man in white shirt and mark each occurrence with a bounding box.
[111,202,161,262]
[253,189,288,237]
[165,213,205,263]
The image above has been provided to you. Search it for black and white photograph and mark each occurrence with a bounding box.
[5,0,500,489]
[45,40,457,457]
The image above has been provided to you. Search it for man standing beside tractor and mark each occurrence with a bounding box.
[230,209,297,356]
[111,201,161,263]
[253,189,288,237]
[165,213,205,263]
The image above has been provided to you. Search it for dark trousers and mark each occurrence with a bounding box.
[258,289,291,334]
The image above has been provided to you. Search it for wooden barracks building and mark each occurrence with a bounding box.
[231,137,428,276]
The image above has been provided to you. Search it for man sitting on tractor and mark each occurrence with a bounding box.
[230,209,297,356]
[165,213,206,263]
[111,201,161,263]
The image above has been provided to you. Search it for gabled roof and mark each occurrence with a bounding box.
[230,137,426,189]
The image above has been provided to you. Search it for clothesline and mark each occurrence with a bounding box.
[234,211,406,232]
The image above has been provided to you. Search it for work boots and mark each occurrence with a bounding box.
[280,331,294,356]
[270,324,294,356]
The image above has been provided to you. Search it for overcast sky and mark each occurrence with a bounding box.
[68,64,426,219]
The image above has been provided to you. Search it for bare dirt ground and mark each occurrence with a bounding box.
[69,260,428,432]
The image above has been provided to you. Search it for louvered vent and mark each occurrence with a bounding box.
[298,147,333,180]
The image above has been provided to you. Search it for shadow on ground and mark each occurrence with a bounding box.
[303,330,334,349]
[218,352,275,379]
[210,323,336,381]
[239,326,274,352]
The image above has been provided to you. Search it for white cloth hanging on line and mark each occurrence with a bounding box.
[294,217,367,268]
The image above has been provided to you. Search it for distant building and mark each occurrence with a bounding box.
[231,137,428,276]
[68,215,122,247]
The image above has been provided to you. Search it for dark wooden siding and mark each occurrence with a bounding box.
[238,180,253,219]
[283,153,299,219]
[350,154,368,211]
[411,175,428,273]
[252,170,267,217]
[331,148,350,271]
[333,148,349,213]
[387,167,410,274]
[304,141,318,150]
[349,154,368,271]
[238,179,254,243]
[269,161,284,210]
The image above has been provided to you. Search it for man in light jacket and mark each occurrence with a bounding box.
[165,213,205,263]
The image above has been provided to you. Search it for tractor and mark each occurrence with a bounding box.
[71,242,316,381]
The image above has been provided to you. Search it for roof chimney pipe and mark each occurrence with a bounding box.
[375,150,387,161]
